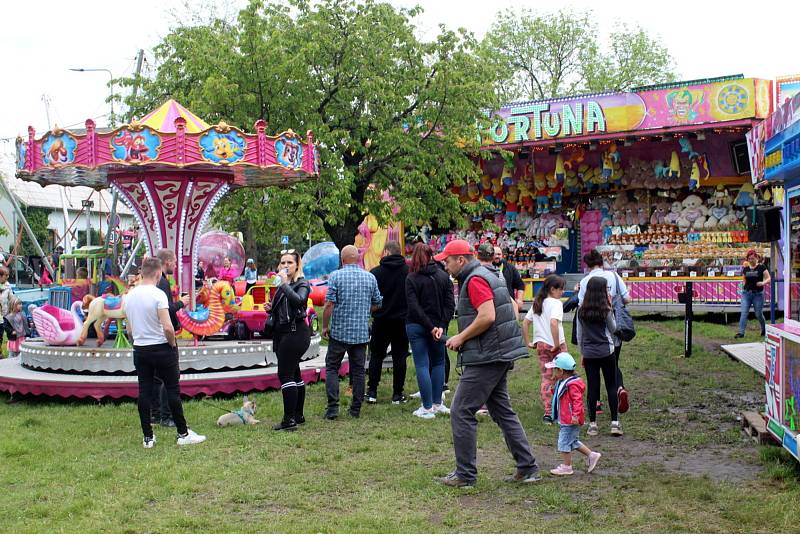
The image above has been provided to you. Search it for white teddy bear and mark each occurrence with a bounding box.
[677,194,708,231]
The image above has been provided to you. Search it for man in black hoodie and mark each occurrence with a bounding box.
[366,241,410,404]
[152,249,191,427]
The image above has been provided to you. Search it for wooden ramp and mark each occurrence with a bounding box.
[720,342,765,376]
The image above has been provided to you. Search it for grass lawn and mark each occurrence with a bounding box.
[2,317,800,533]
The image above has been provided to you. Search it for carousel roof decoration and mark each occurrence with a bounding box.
[14,100,320,293]
[15,99,319,189]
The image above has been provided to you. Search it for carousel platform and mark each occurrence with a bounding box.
[0,336,345,400]
[18,336,321,373]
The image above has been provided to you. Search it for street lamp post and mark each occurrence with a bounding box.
[69,68,115,127]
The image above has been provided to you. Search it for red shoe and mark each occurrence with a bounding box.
[618,387,629,414]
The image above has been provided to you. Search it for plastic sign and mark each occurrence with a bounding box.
[281,235,289,245]
[488,101,607,143]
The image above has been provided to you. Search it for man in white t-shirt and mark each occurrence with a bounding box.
[575,249,631,415]
[124,257,206,448]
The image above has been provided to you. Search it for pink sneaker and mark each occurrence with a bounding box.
[587,451,601,473]
[549,464,574,476]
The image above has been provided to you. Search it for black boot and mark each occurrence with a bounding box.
[273,419,297,431]
[295,383,306,424]
[279,384,298,430]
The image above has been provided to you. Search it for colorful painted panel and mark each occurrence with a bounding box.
[41,133,77,166]
[275,135,304,169]
[766,340,782,424]
[483,78,770,147]
[784,338,800,433]
[16,140,26,170]
[199,129,246,164]
[111,128,161,163]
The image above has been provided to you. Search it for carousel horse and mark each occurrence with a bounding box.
[30,301,86,346]
[177,280,237,343]
[77,277,131,348]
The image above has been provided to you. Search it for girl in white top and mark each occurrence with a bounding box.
[522,274,566,424]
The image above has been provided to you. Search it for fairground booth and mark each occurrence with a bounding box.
[436,75,775,311]
[757,89,800,460]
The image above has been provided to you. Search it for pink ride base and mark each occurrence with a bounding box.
[0,357,347,400]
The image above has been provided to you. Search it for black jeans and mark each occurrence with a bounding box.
[584,354,619,422]
[614,344,624,389]
[134,343,188,438]
[326,338,367,416]
[150,378,172,422]
[274,321,311,423]
[450,361,538,482]
[367,318,409,396]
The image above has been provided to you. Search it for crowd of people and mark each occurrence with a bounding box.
[4,236,771,484]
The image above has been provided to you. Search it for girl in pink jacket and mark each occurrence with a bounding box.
[546,352,602,476]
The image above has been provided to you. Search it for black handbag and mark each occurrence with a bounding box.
[613,274,636,342]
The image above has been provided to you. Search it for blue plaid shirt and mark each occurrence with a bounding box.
[326,264,382,344]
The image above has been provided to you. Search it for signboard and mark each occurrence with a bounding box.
[281,235,289,245]
[483,77,771,147]
[748,88,800,183]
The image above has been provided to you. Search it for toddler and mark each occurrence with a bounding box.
[3,297,29,358]
[546,352,602,476]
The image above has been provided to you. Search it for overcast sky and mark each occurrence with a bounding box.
[2,0,798,173]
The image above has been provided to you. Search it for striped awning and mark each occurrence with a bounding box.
[138,99,210,133]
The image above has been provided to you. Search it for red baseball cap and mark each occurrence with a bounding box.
[434,239,474,261]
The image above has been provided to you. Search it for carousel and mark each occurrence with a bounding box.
[0,100,332,400]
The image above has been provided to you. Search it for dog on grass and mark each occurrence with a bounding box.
[217,397,260,426]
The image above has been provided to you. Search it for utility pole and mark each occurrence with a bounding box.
[43,94,72,254]
[104,49,145,270]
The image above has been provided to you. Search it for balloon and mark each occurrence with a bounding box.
[198,231,245,279]
[302,242,340,279]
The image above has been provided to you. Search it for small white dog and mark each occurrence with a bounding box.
[217,396,260,426]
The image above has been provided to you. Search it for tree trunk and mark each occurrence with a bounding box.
[324,216,361,253]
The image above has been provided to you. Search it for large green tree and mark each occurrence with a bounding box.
[484,9,676,102]
[120,0,500,252]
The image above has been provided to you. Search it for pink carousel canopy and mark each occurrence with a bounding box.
[15,100,319,291]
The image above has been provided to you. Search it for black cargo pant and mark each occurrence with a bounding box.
[367,318,409,397]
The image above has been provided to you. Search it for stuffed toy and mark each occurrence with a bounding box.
[668,151,680,179]
[504,185,520,229]
[677,194,708,231]
[546,173,563,209]
[534,173,549,214]
[564,170,582,194]
[518,182,535,213]
[734,182,755,207]
[665,200,682,225]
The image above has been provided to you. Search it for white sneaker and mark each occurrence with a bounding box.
[177,428,207,446]
[410,391,421,399]
[143,435,156,449]
[412,406,435,419]
[433,403,450,415]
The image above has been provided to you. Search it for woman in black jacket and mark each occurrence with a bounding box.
[268,249,311,431]
[405,243,455,418]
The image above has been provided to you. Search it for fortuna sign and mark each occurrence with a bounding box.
[487,100,607,144]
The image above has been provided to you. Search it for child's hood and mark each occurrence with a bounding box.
[567,376,586,395]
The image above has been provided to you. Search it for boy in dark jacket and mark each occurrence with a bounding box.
[366,241,410,404]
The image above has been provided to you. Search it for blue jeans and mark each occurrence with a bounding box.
[406,323,445,409]
[738,290,765,335]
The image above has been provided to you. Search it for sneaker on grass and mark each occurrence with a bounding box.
[587,451,602,473]
[610,421,624,436]
[177,429,206,446]
[365,392,377,404]
[391,394,408,405]
[617,386,629,414]
[143,435,156,449]
[409,391,421,399]
[435,472,475,488]
[587,422,599,436]
[550,464,574,476]
[476,405,490,417]
[412,406,435,419]
[542,415,553,425]
[504,469,542,483]
[432,403,450,415]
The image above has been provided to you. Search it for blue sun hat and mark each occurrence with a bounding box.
[545,352,576,371]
